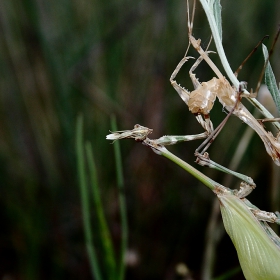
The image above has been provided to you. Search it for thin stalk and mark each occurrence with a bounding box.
[110,116,128,280]
[198,0,239,89]
[86,142,117,280]
[76,115,102,280]
[155,145,219,191]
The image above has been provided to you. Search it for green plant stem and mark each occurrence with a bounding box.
[86,142,117,280]
[199,0,239,89]
[76,115,102,280]
[110,116,128,280]
[263,44,280,115]
[154,145,219,191]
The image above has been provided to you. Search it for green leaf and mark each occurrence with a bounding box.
[76,115,103,280]
[219,194,280,280]
[76,116,117,280]
[262,44,280,115]
[86,142,117,280]
[110,116,128,280]
[199,0,239,88]
[211,0,222,40]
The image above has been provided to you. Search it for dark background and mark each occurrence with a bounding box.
[0,0,280,279]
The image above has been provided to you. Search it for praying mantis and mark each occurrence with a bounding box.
[106,0,280,278]
[169,0,280,167]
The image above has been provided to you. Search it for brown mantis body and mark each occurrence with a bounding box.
[106,1,280,278]
[170,0,280,165]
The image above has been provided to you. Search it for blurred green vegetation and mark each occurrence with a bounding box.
[0,0,279,279]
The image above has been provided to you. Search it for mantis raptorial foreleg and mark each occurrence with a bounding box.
[170,0,280,166]
[170,53,216,135]
[169,56,193,105]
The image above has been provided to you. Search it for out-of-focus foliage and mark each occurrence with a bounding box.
[0,0,279,279]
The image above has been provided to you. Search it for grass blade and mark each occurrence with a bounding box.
[211,0,222,40]
[85,141,117,280]
[262,44,280,115]
[110,116,128,280]
[76,115,102,280]
[199,0,239,88]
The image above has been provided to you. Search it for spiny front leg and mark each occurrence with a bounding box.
[170,53,216,107]
[170,56,194,105]
[188,34,224,81]
[189,52,215,89]
[170,54,216,135]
